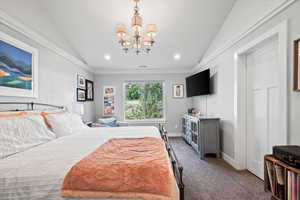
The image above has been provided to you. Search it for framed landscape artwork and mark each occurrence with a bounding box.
[0,31,38,97]
[77,74,86,89]
[173,84,184,98]
[86,79,94,101]
[294,39,300,91]
[77,88,86,102]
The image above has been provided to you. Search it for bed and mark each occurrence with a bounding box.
[0,102,184,200]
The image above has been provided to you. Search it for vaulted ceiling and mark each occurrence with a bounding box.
[37,0,235,73]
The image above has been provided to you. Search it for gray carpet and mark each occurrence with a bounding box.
[169,138,271,200]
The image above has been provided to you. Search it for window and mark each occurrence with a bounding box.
[124,81,165,121]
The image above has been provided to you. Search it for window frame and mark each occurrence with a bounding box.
[123,80,166,123]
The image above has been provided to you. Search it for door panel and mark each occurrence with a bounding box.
[268,87,280,153]
[246,38,279,179]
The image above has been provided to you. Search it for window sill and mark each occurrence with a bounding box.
[125,120,167,124]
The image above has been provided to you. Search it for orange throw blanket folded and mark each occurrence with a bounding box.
[61,137,178,200]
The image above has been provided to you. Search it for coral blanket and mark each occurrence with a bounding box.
[61,137,178,200]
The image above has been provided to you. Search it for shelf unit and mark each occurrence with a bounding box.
[264,155,300,200]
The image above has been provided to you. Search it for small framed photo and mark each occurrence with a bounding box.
[77,88,86,102]
[103,86,116,96]
[77,74,86,89]
[86,79,94,101]
[173,84,184,98]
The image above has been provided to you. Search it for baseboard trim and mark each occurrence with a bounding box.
[222,152,240,170]
[168,132,182,137]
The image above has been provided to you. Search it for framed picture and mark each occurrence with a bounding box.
[77,74,86,89]
[86,79,94,101]
[0,31,38,98]
[77,88,86,102]
[103,95,116,116]
[103,86,116,96]
[294,39,300,91]
[173,84,184,98]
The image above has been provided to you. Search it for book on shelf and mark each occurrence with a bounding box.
[297,174,300,200]
[275,165,284,185]
[266,161,274,193]
[292,172,297,200]
[275,165,285,199]
[288,171,292,200]
[287,170,300,200]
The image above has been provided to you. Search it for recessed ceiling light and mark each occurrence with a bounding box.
[104,54,111,60]
[174,53,181,60]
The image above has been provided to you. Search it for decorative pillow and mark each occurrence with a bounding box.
[39,109,66,129]
[44,112,87,138]
[97,117,116,124]
[104,120,119,127]
[0,113,56,159]
[0,111,27,118]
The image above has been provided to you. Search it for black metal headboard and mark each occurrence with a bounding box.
[0,102,64,112]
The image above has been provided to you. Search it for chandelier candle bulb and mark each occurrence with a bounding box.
[115,0,157,55]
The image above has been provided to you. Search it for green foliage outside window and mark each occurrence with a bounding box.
[125,82,164,120]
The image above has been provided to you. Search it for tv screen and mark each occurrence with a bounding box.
[186,69,210,97]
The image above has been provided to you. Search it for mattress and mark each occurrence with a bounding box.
[0,126,177,200]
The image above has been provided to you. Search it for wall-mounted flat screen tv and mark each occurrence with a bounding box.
[186,69,210,97]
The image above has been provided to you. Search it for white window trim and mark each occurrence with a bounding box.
[123,81,166,122]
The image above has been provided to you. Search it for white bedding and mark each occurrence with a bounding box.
[0,126,167,200]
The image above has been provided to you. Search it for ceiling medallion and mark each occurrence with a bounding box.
[115,0,157,55]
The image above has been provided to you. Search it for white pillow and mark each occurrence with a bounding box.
[45,112,87,138]
[0,114,56,159]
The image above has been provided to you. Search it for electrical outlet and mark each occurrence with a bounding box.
[175,124,178,129]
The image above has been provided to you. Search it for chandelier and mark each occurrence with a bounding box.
[115,0,157,55]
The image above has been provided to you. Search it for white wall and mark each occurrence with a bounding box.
[0,0,80,59]
[94,73,192,135]
[0,22,95,121]
[192,0,300,159]
[202,0,291,60]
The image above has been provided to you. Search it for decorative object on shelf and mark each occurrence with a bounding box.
[115,0,157,55]
[77,88,86,102]
[294,39,300,91]
[103,86,116,96]
[0,31,38,98]
[85,79,94,101]
[103,86,116,116]
[77,74,85,89]
[173,84,184,98]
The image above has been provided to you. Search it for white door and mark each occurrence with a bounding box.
[246,37,281,179]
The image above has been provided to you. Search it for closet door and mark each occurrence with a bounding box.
[246,38,280,179]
